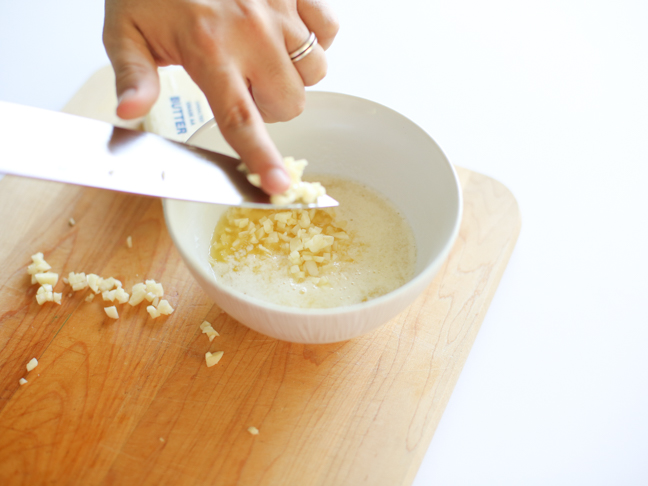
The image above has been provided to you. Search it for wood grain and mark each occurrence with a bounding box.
[0,68,520,486]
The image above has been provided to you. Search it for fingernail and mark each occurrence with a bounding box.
[117,88,137,106]
[266,168,291,193]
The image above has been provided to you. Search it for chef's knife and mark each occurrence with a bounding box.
[0,101,338,208]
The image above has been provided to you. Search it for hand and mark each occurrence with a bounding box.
[103,0,339,195]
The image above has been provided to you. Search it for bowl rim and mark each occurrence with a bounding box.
[164,90,463,316]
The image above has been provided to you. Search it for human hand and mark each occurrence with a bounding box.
[103,0,339,195]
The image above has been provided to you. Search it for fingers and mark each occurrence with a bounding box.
[113,49,160,120]
[286,31,327,87]
[297,0,340,51]
[283,0,338,88]
[103,15,160,119]
[188,63,291,195]
[246,34,307,123]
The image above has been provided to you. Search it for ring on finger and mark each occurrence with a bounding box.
[289,32,318,62]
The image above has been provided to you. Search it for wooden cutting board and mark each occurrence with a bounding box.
[0,67,521,486]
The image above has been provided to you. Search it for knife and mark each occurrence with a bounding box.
[0,101,338,208]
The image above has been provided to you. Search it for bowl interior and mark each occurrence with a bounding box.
[165,91,462,312]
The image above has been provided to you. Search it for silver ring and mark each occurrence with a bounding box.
[289,32,318,63]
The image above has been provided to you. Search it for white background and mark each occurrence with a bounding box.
[1,1,647,484]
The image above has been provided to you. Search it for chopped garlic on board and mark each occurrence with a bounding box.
[36,284,62,305]
[102,290,117,302]
[145,279,164,297]
[27,252,51,277]
[87,274,103,293]
[19,378,28,385]
[247,427,259,435]
[26,254,177,318]
[35,272,58,286]
[157,300,174,315]
[68,272,88,291]
[129,283,147,306]
[114,287,130,304]
[200,320,219,342]
[146,300,174,319]
[126,279,174,318]
[28,252,53,284]
[26,358,38,372]
[99,277,122,292]
[147,305,161,318]
[205,351,224,367]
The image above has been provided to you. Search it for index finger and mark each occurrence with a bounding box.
[187,63,291,195]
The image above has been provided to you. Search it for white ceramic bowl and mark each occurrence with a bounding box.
[163,92,462,343]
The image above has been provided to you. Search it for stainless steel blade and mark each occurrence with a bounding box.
[0,101,338,209]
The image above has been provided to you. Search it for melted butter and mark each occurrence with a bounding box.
[209,175,416,309]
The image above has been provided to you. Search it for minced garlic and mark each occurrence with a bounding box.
[199,320,219,342]
[36,284,62,305]
[147,305,160,318]
[247,426,259,435]
[145,280,164,297]
[67,272,88,291]
[27,252,52,284]
[99,277,122,292]
[87,274,103,293]
[27,252,51,275]
[114,287,130,304]
[205,351,224,367]
[129,283,147,306]
[210,175,417,308]
[145,299,175,319]
[26,358,38,372]
[102,288,129,303]
[240,156,326,205]
[210,206,350,285]
[26,254,177,316]
[35,272,58,286]
[128,279,174,318]
[19,378,28,385]
[157,300,174,315]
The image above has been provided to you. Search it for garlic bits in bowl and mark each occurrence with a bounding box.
[163,92,462,343]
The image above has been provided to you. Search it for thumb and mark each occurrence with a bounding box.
[105,32,160,120]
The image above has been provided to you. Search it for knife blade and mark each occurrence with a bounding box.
[0,101,338,208]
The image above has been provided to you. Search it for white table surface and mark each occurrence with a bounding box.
[2,1,647,484]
